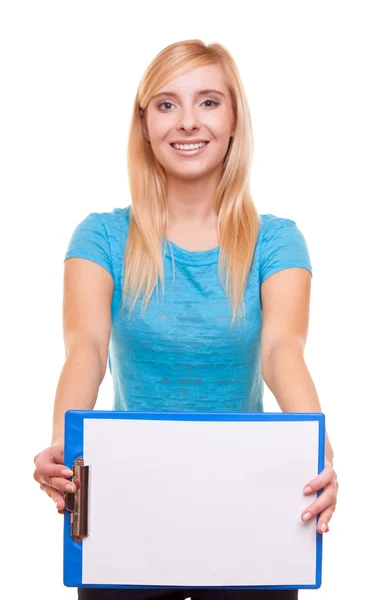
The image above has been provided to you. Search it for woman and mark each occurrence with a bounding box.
[33,39,338,600]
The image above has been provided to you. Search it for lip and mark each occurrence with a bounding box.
[170,139,210,144]
[170,141,210,157]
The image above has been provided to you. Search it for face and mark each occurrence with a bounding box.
[141,64,235,181]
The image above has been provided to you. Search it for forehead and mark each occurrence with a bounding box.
[154,64,228,98]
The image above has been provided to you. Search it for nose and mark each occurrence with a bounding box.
[177,106,200,132]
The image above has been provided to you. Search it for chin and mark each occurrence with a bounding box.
[164,165,214,180]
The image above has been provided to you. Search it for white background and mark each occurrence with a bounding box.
[1,1,376,598]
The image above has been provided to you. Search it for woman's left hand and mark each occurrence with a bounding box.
[301,458,339,534]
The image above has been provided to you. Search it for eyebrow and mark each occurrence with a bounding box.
[152,89,226,100]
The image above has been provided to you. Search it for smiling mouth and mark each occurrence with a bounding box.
[170,141,210,148]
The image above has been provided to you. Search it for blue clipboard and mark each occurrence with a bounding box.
[63,410,325,590]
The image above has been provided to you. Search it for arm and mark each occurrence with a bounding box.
[260,267,334,465]
[51,257,113,445]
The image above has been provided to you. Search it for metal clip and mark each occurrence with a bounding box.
[64,456,89,542]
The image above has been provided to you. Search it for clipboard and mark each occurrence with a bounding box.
[63,410,325,591]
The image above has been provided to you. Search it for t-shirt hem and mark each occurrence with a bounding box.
[64,252,114,279]
[260,263,312,284]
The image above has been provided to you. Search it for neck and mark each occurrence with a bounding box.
[166,168,220,226]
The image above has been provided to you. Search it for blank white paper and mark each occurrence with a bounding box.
[82,417,319,587]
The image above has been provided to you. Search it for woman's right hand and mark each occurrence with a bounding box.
[33,443,76,514]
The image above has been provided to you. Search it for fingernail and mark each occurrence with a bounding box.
[303,486,312,494]
[321,522,327,533]
[62,469,73,476]
[303,512,311,522]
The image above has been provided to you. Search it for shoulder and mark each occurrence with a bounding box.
[91,205,131,235]
[259,213,298,243]
[258,212,309,251]
[258,213,312,283]
[72,206,131,248]
[64,206,131,277]
[69,205,130,232]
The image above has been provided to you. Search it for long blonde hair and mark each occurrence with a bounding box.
[123,39,261,325]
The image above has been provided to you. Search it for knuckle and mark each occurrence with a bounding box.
[35,462,47,477]
[50,477,61,491]
[57,479,69,492]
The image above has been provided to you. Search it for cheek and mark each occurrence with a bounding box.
[149,128,165,145]
[146,116,167,141]
[204,108,232,132]
[148,131,170,157]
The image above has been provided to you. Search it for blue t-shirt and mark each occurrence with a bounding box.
[64,206,312,413]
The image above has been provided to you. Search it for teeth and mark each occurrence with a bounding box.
[172,142,208,150]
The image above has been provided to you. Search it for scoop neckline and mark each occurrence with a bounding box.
[162,236,220,265]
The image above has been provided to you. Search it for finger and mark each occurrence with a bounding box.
[55,480,81,512]
[34,457,73,480]
[35,467,76,493]
[302,479,337,522]
[48,476,76,494]
[315,503,336,534]
[35,467,74,491]
[33,468,43,485]
[40,483,66,510]
[303,463,337,494]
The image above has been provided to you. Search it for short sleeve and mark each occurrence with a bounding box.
[64,212,113,278]
[260,218,312,284]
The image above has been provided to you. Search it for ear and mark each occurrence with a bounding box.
[139,107,150,143]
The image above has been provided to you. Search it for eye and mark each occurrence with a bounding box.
[157,101,174,111]
[202,100,219,108]
[157,99,220,112]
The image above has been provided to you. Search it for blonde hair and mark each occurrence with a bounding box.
[123,39,261,325]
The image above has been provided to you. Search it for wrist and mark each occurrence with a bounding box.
[51,438,64,446]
